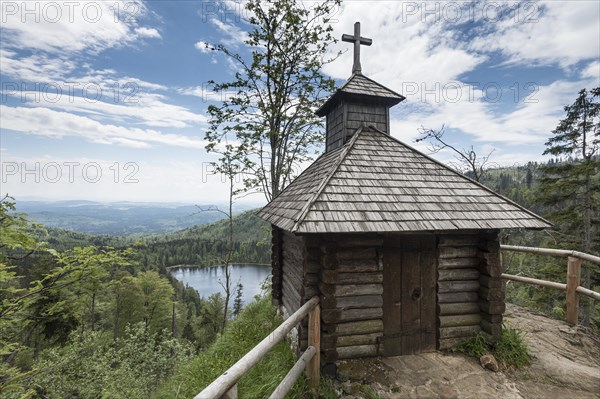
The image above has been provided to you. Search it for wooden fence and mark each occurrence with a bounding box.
[194,296,320,399]
[500,245,600,325]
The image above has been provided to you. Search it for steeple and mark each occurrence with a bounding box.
[316,22,405,153]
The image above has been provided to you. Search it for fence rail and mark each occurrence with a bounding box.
[194,296,320,399]
[500,244,600,325]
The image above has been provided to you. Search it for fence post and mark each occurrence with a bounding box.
[566,256,581,325]
[307,303,320,392]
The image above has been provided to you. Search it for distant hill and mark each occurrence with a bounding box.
[37,209,271,267]
[16,200,227,235]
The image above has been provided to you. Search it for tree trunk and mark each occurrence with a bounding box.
[221,176,234,333]
[581,171,592,326]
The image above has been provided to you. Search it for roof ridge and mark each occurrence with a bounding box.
[353,73,405,99]
[365,126,553,227]
[291,127,365,232]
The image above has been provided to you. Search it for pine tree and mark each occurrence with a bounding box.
[233,282,244,317]
[539,87,600,325]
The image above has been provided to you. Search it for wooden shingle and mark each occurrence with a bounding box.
[258,126,552,233]
[316,73,405,117]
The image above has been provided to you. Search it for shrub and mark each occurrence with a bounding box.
[453,326,530,368]
[155,295,308,399]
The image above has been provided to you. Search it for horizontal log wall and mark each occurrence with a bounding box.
[336,237,383,361]
[318,235,384,374]
[479,232,504,340]
[298,236,322,353]
[437,235,482,350]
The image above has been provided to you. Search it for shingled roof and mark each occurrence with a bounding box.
[315,73,405,117]
[258,126,552,233]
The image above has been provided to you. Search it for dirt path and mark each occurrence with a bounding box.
[334,304,600,399]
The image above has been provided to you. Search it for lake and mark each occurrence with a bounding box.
[170,264,271,305]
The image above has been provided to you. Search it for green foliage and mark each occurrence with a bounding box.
[205,0,340,200]
[155,295,308,399]
[31,324,191,399]
[453,327,530,368]
[495,327,530,367]
[1,195,52,397]
[122,210,270,268]
[453,331,489,358]
[360,384,383,399]
[538,87,599,326]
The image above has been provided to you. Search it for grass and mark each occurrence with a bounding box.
[154,294,338,399]
[360,384,383,399]
[453,326,531,368]
[494,327,530,367]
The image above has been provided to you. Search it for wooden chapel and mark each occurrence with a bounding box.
[257,22,551,375]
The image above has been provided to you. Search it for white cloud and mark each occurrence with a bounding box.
[323,2,486,88]
[470,1,600,68]
[8,90,207,128]
[581,61,600,80]
[1,152,264,204]
[0,1,160,54]
[391,78,595,150]
[134,26,161,39]
[1,106,208,149]
[210,18,248,47]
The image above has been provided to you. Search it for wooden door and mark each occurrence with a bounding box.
[382,235,437,356]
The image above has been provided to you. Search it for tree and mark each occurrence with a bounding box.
[196,143,244,333]
[416,125,496,182]
[134,271,174,332]
[233,282,244,317]
[539,87,600,325]
[205,0,340,201]
[0,195,43,397]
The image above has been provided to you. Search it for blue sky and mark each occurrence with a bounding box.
[1,0,599,206]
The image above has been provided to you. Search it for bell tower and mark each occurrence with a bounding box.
[316,22,405,152]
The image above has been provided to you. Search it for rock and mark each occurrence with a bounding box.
[337,370,350,382]
[341,381,355,395]
[480,354,499,372]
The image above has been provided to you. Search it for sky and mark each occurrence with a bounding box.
[1,0,599,207]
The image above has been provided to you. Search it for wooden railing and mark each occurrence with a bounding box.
[500,245,600,325]
[194,296,320,399]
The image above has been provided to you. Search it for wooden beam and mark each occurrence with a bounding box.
[438,280,479,293]
[439,314,480,328]
[501,273,567,291]
[500,245,600,265]
[438,302,480,316]
[438,268,480,281]
[269,346,316,399]
[438,292,479,303]
[566,257,581,325]
[337,344,378,359]
[307,304,320,392]
[195,297,319,399]
[576,286,600,301]
[439,325,481,339]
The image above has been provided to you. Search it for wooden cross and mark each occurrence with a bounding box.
[342,22,372,74]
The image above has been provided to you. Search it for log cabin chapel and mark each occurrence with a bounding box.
[257,22,551,376]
